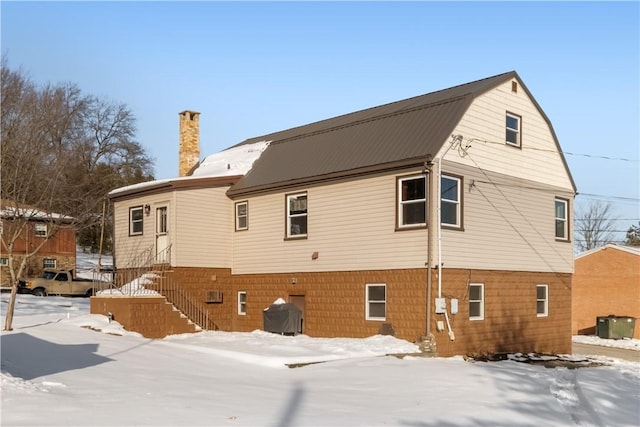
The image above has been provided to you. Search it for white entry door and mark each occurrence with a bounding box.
[155,206,170,264]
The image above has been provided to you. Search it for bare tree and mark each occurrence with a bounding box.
[1,57,154,329]
[625,222,640,247]
[574,200,618,252]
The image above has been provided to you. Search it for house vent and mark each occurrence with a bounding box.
[206,290,223,303]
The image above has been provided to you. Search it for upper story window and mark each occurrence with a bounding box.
[469,283,484,320]
[506,112,521,147]
[129,206,144,236]
[441,175,462,228]
[398,175,426,228]
[0,257,8,266]
[536,284,549,317]
[555,198,569,241]
[397,174,463,229]
[286,193,307,239]
[235,201,248,231]
[35,223,47,237]
[366,283,386,321]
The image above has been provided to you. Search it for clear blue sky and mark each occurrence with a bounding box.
[2,1,639,237]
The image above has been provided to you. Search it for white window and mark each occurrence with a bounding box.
[555,198,568,240]
[506,112,521,147]
[286,193,307,238]
[366,284,386,321]
[469,283,484,320]
[35,223,47,237]
[441,175,461,227]
[537,284,548,317]
[235,201,248,231]
[0,257,8,266]
[43,258,57,269]
[129,206,144,236]
[238,291,247,315]
[398,175,426,228]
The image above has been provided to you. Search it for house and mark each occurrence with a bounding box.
[572,244,640,339]
[0,199,77,288]
[101,71,576,356]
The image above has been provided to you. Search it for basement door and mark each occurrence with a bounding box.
[289,295,305,334]
[155,206,170,264]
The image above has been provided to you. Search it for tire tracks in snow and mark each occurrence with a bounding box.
[549,367,604,427]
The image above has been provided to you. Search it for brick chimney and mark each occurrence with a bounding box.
[178,110,200,177]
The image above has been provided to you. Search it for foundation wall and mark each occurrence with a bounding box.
[90,296,198,339]
[96,266,572,356]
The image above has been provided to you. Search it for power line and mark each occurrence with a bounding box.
[577,193,640,202]
[465,138,639,162]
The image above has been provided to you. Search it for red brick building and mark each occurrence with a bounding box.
[572,244,640,339]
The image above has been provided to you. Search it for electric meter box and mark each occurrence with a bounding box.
[435,298,446,314]
[450,299,459,314]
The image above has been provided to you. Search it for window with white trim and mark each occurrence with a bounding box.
[43,258,57,269]
[235,201,248,231]
[129,206,144,236]
[286,193,307,238]
[555,198,568,240]
[536,284,548,317]
[441,175,461,227]
[469,283,484,320]
[35,223,47,237]
[238,291,247,315]
[398,175,426,228]
[366,284,386,321]
[506,112,521,147]
[0,257,8,266]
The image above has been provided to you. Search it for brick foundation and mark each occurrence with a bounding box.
[90,296,198,339]
[94,267,572,356]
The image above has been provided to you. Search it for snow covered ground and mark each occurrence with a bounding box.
[2,251,639,426]
[1,293,639,427]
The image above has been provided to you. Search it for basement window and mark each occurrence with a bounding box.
[366,284,386,321]
[238,291,247,315]
[43,258,57,269]
[537,284,548,317]
[469,283,484,320]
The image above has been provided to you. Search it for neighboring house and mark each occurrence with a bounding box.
[572,244,640,339]
[106,71,576,356]
[0,200,77,287]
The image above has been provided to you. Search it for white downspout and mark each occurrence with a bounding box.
[437,134,463,341]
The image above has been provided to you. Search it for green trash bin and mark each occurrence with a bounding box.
[596,316,636,339]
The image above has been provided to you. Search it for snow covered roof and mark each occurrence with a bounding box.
[109,140,270,197]
[0,200,74,221]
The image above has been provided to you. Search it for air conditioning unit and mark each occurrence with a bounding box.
[206,290,223,303]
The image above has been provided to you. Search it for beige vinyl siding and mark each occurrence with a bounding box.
[112,194,176,269]
[233,162,573,275]
[441,162,574,273]
[446,79,573,191]
[232,172,429,274]
[174,187,233,268]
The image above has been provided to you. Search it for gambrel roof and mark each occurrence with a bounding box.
[227,70,575,197]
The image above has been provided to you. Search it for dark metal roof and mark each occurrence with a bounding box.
[227,71,524,197]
